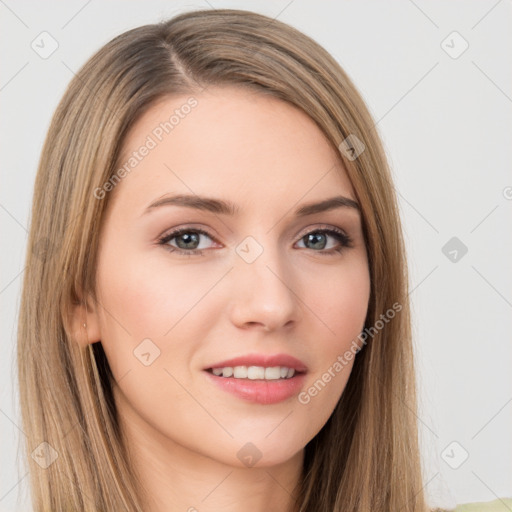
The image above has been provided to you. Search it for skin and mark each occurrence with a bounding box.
[76,86,370,512]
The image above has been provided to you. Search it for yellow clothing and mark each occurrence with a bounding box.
[453,499,512,511]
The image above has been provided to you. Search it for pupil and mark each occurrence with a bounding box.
[177,232,199,249]
[306,232,326,250]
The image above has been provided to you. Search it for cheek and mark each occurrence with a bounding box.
[94,245,232,413]
[96,247,222,346]
[303,256,370,344]
[293,258,369,418]
[93,249,218,442]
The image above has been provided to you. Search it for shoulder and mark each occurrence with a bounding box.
[452,498,512,511]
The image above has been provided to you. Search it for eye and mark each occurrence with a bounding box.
[295,227,353,255]
[157,227,217,256]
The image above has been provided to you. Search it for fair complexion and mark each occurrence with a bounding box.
[77,86,370,512]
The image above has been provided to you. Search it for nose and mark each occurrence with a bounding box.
[228,241,300,332]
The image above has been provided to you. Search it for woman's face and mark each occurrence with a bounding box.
[88,86,370,468]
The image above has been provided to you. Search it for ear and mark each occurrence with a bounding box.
[69,295,102,348]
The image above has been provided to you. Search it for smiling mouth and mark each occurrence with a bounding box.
[203,364,307,404]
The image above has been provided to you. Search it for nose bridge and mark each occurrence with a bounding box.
[229,233,299,329]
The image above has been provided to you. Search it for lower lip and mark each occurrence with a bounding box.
[203,370,307,405]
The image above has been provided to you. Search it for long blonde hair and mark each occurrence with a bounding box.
[18,8,429,511]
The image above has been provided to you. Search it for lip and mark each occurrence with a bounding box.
[203,370,307,405]
[204,353,308,372]
[202,352,308,405]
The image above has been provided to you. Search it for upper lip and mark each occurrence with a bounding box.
[205,353,308,373]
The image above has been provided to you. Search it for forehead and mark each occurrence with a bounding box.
[111,86,355,213]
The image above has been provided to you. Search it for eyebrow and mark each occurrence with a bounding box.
[143,194,360,217]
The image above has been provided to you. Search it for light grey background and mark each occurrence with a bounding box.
[1,1,511,510]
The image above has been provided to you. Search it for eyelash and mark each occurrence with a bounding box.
[156,226,353,257]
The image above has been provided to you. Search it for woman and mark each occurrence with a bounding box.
[16,8,511,512]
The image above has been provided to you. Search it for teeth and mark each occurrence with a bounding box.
[264,367,281,380]
[233,366,248,378]
[210,365,297,380]
[247,366,264,379]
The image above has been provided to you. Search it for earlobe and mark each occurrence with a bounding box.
[70,297,101,347]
